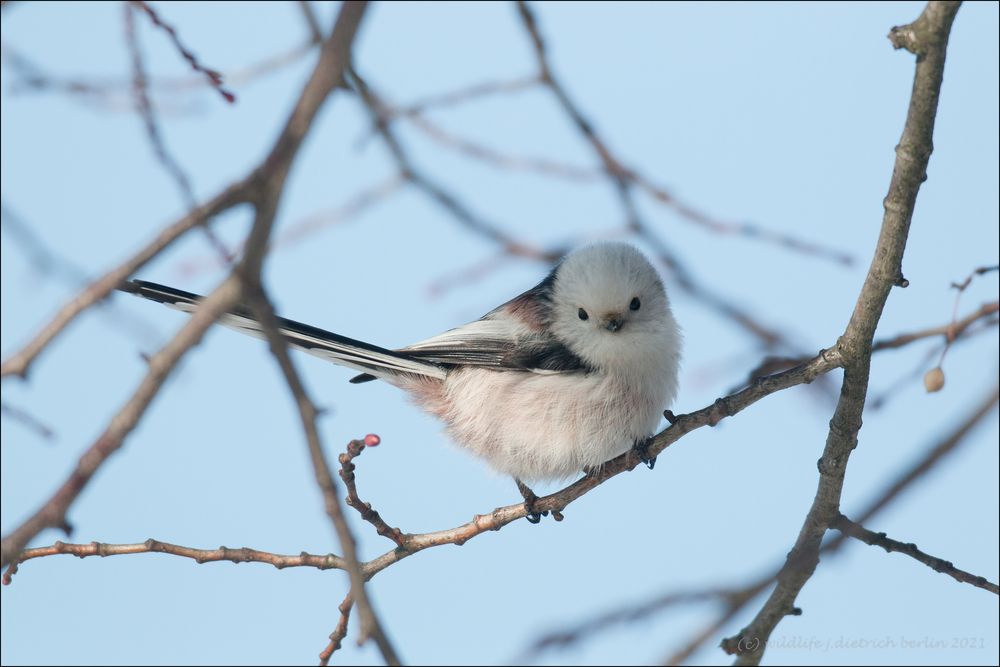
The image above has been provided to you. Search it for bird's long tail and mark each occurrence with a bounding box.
[120,280,447,382]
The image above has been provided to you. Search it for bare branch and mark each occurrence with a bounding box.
[405,111,600,182]
[662,581,768,666]
[0,202,88,285]
[349,69,562,263]
[517,583,767,665]
[873,300,999,351]
[938,265,1000,367]
[125,2,195,209]
[630,174,855,267]
[131,0,235,103]
[391,75,541,117]
[297,0,324,44]
[0,402,55,440]
[2,539,346,584]
[174,175,405,279]
[831,514,999,595]
[2,40,316,103]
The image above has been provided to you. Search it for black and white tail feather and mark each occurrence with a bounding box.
[120,280,448,383]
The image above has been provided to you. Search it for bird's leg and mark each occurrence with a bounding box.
[632,436,657,470]
[515,478,548,524]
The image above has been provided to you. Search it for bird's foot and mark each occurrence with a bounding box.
[515,478,549,524]
[633,437,657,470]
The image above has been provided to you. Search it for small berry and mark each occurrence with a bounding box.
[923,367,945,393]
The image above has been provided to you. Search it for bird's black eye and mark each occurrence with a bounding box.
[629,297,641,311]
[578,308,589,321]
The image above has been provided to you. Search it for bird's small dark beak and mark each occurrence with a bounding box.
[603,315,624,332]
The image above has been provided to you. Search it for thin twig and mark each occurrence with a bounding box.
[405,112,601,182]
[390,75,541,117]
[516,584,765,665]
[939,265,1000,366]
[339,437,406,547]
[831,514,999,594]
[2,40,316,102]
[173,175,405,279]
[349,69,562,263]
[319,593,355,665]
[297,0,324,43]
[131,0,235,103]
[0,402,55,440]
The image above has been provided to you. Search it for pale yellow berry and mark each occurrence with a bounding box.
[924,367,945,393]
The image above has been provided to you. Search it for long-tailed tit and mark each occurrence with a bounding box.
[122,242,681,506]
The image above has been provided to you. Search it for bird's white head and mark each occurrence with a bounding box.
[548,242,680,376]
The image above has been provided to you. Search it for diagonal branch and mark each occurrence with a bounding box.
[830,514,999,595]
[723,3,963,663]
[131,0,236,103]
[349,69,561,263]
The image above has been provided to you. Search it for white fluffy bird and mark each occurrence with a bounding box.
[123,242,681,512]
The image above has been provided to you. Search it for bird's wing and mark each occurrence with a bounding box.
[400,318,592,374]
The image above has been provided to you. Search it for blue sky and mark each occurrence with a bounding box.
[1,2,998,665]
